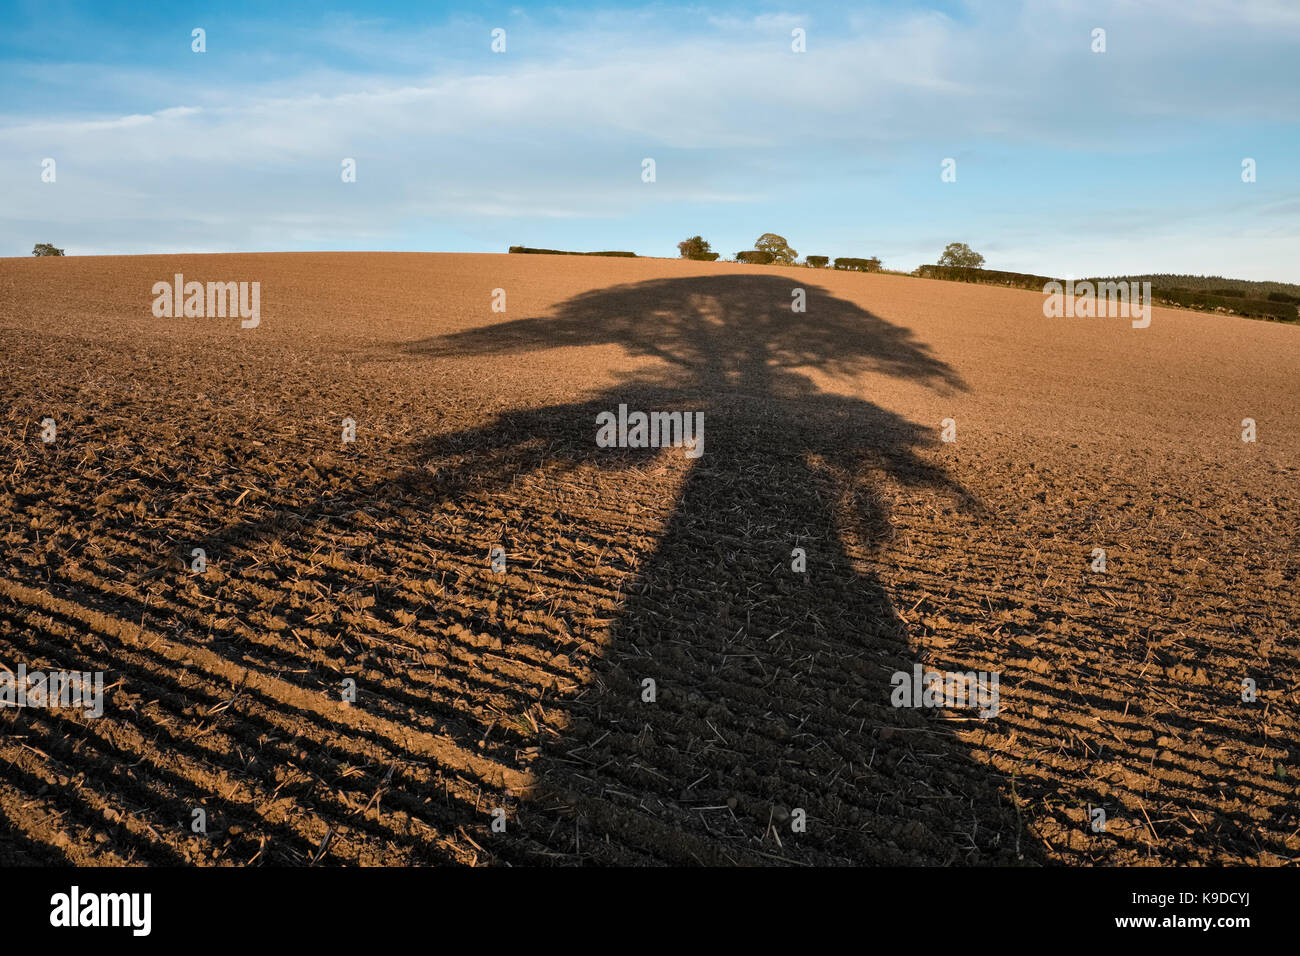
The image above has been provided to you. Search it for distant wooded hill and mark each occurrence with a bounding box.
[914,266,1300,323]
[1087,274,1300,299]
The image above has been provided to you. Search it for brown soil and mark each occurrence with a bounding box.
[1,252,1296,866]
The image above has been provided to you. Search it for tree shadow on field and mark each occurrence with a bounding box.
[402,274,1040,865]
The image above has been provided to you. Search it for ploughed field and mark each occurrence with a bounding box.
[0,252,1296,866]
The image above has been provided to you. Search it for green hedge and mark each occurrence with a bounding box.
[834,257,882,272]
[508,246,637,257]
[687,252,720,261]
[736,250,775,264]
[1151,288,1296,322]
[805,256,829,268]
[916,264,1050,289]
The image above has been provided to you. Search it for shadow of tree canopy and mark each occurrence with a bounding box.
[413,274,964,394]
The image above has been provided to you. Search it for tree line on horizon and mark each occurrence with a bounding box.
[33,237,1297,320]
[680,235,986,276]
[679,236,1297,322]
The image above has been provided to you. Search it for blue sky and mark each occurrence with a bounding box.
[3,0,1298,279]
